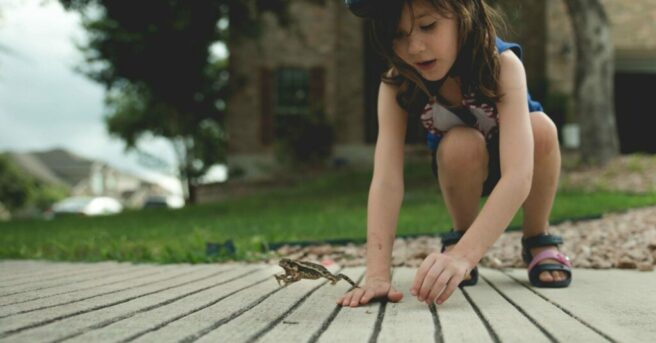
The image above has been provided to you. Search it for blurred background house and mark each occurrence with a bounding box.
[225,0,656,179]
[2,0,654,210]
[6,148,169,211]
[546,0,656,154]
[226,0,368,180]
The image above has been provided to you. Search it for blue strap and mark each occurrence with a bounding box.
[427,132,442,151]
[495,37,523,59]
[496,37,544,113]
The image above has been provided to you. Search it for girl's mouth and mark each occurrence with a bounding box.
[415,59,436,70]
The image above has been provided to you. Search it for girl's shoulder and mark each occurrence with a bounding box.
[381,67,404,91]
[498,49,525,86]
[380,68,402,97]
[495,37,523,60]
[379,79,400,105]
[384,67,400,79]
[492,50,528,106]
[495,37,527,79]
[499,49,523,69]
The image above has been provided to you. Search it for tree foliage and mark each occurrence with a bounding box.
[58,0,288,202]
[0,155,30,211]
[0,155,67,214]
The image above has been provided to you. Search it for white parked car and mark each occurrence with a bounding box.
[49,196,123,217]
[142,195,185,209]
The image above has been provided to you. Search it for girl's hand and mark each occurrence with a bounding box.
[336,276,403,307]
[410,252,473,305]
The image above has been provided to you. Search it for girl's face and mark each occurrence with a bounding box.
[392,1,459,81]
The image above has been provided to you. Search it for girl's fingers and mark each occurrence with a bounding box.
[336,295,344,304]
[388,287,404,302]
[349,288,366,307]
[341,291,354,306]
[427,272,452,303]
[418,261,445,300]
[360,288,376,304]
[411,254,436,295]
[436,274,462,305]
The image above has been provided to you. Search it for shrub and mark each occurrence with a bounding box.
[274,112,334,166]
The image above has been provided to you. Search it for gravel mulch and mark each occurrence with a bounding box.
[275,205,656,272]
[560,153,656,193]
[274,154,656,272]
[484,205,656,271]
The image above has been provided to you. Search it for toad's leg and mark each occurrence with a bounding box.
[335,273,358,287]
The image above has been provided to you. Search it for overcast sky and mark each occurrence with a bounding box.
[0,0,227,195]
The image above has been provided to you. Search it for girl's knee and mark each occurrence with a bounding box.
[531,112,559,156]
[437,126,488,170]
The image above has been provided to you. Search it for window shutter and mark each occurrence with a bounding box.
[259,67,274,145]
[309,66,326,115]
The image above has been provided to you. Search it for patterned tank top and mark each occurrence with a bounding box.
[421,37,544,151]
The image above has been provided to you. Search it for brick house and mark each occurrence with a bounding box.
[225,0,656,179]
[546,0,656,154]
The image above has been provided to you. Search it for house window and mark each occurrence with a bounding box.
[275,68,310,117]
[260,66,324,145]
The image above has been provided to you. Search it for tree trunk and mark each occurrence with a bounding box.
[186,177,197,205]
[179,164,197,205]
[564,0,619,166]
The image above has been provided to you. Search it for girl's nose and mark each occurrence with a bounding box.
[408,36,425,55]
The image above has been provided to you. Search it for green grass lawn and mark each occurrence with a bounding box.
[2,161,656,264]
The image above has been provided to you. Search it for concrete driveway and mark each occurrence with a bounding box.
[0,260,654,342]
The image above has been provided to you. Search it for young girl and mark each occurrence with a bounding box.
[338,0,572,307]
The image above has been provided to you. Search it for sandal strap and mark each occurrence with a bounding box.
[522,234,563,250]
[522,234,564,265]
[528,264,572,288]
[528,250,572,272]
[440,229,465,247]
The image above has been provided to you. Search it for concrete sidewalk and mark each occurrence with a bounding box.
[0,260,654,342]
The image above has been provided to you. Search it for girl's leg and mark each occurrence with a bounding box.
[521,112,566,282]
[436,126,489,232]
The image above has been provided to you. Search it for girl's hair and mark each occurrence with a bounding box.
[369,0,505,116]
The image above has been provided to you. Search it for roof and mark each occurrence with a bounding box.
[8,148,97,188]
[30,148,95,187]
[7,152,69,187]
[6,148,175,196]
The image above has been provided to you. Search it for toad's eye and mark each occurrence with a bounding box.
[420,22,436,31]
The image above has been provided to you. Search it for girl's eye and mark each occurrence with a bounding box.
[420,22,436,31]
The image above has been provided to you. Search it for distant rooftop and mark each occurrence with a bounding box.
[9,148,107,189]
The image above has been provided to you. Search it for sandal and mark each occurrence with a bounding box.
[521,233,572,288]
[440,229,478,287]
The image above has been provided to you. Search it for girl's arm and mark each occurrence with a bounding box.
[337,80,407,307]
[365,81,408,280]
[449,50,534,266]
[411,50,535,305]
